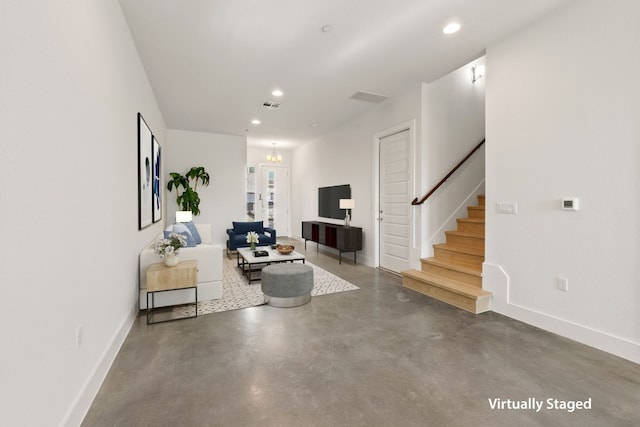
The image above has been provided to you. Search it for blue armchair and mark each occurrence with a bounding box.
[226,221,276,254]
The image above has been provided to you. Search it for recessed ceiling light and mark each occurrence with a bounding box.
[321,24,332,33]
[272,89,283,97]
[442,22,461,34]
[251,119,261,125]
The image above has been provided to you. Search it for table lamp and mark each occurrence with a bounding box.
[339,199,355,228]
[175,211,193,223]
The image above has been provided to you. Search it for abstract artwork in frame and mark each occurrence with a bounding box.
[152,135,162,223]
[138,113,153,230]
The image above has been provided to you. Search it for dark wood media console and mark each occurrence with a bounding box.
[302,221,362,264]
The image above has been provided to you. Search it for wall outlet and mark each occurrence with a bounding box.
[556,277,569,292]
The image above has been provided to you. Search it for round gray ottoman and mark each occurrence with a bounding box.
[261,263,314,307]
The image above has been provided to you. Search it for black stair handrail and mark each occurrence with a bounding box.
[411,139,485,206]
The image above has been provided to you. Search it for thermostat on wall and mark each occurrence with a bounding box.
[562,198,579,211]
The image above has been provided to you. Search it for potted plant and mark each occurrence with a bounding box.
[166,166,210,216]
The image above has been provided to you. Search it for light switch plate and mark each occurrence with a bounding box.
[496,202,517,214]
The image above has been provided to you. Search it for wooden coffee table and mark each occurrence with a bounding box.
[237,246,306,282]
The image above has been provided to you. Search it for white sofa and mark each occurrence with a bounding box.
[139,223,223,309]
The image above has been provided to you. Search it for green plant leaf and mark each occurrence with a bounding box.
[167,167,210,216]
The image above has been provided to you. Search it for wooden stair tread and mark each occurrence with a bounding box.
[466,206,485,220]
[433,243,484,256]
[421,258,482,276]
[402,269,491,298]
[455,218,485,235]
[457,218,485,224]
[445,230,484,239]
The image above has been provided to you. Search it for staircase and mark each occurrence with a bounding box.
[402,195,491,314]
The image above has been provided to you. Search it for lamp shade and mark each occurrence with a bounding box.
[339,199,355,209]
[175,211,193,223]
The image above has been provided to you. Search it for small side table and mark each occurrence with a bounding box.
[146,260,198,324]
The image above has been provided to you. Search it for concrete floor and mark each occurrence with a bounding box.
[83,241,640,427]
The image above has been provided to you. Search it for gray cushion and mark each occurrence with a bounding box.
[261,264,314,297]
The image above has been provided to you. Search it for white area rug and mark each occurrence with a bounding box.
[173,256,359,317]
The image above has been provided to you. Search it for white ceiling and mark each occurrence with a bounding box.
[119,0,571,149]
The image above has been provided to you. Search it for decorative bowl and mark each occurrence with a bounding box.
[276,244,295,255]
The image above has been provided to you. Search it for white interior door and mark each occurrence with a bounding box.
[379,129,411,273]
[258,164,290,237]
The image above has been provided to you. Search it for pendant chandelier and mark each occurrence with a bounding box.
[267,143,282,163]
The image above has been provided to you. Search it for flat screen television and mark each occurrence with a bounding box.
[318,184,351,219]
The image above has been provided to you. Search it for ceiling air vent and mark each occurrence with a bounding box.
[350,91,390,103]
[262,101,281,109]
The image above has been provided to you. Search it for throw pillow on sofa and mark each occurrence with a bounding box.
[183,221,202,244]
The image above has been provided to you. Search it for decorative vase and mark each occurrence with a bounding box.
[164,252,179,267]
[250,242,256,251]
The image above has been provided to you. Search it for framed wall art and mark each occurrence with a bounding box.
[138,113,153,229]
[152,135,162,223]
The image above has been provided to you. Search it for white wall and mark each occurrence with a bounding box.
[0,1,166,425]
[165,130,246,245]
[291,86,422,266]
[485,0,640,363]
[421,57,486,257]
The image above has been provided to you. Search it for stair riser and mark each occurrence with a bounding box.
[420,262,482,287]
[403,277,490,314]
[456,220,484,234]
[467,207,485,220]
[477,195,485,207]
[434,247,484,269]
[446,233,485,250]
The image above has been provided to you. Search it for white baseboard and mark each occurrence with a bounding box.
[484,263,640,365]
[61,306,138,427]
